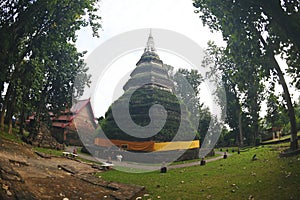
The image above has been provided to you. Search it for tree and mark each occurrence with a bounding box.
[204,41,264,146]
[203,42,243,146]
[0,0,101,134]
[282,97,300,135]
[173,68,212,142]
[198,106,212,144]
[174,68,203,117]
[193,0,299,150]
[265,90,289,130]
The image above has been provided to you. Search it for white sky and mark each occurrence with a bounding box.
[76,0,225,55]
[75,0,299,118]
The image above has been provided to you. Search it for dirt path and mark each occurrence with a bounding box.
[0,138,145,200]
[169,152,230,169]
[66,146,231,171]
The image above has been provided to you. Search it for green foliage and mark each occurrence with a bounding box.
[193,0,298,149]
[204,42,263,146]
[265,92,289,129]
[174,69,203,119]
[217,128,236,147]
[173,69,211,141]
[0,0,101,133]
[282,98,300,134]
[198,107,211,142]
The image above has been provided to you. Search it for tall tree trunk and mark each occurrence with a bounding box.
[6,88,16,135]
[252,112,259,145]
[251,81,260,146]
[0,82,13,130]
[8,117,13,134]
[233,88,243,147]
[258,33,298,150]
[238,108,243,147]
[19,104,25,135]
[0,109,5,131]
[19,87,29,135]
[270,55,298,150]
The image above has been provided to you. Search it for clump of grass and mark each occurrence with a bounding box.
[33,147,64,157]
[0,125,23,143]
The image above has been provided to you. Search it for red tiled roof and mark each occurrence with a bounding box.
[28,116,35,120]
[52,122,70,128]
[55,115,74,121]
[71,99,90,114]
[26,98,96,130]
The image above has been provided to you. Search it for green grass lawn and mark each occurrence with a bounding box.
[99,143,300,200]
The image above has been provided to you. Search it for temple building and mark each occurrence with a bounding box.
[51,99,97,146]
[94,31,199,162]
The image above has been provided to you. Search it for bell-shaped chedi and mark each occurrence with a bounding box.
[96,31,199,160]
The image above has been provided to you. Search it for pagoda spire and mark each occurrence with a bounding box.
[136,29,162,66]
[144,29,156,52]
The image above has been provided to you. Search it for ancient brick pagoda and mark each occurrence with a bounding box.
[95,31,199,162]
